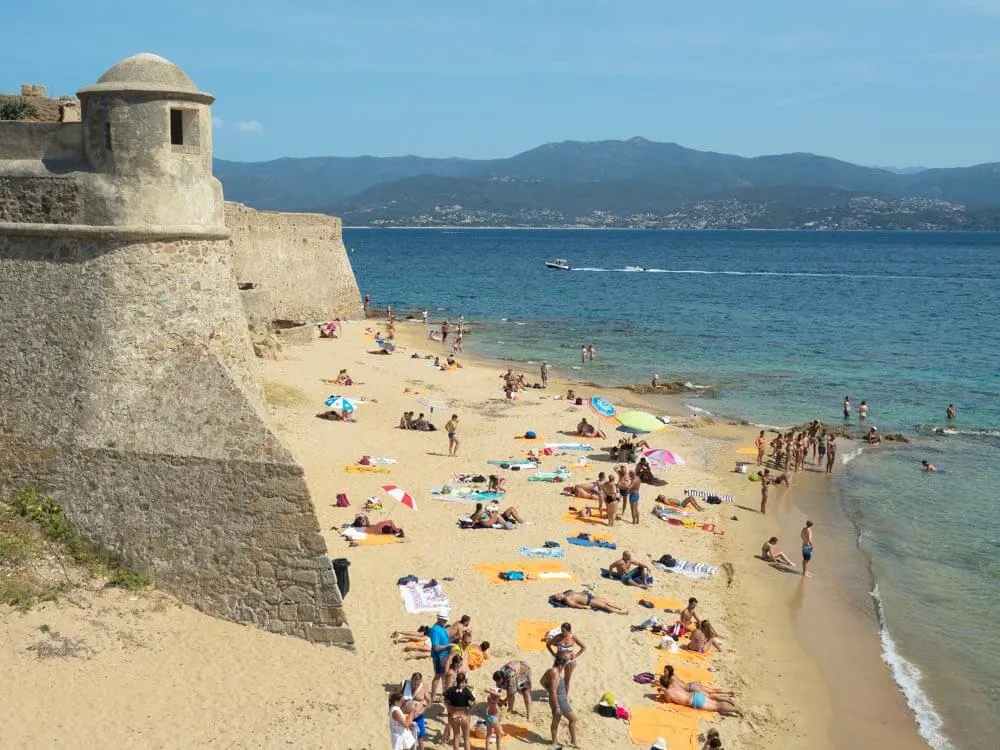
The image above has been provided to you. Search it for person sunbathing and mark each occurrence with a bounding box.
[686,620,724,652]
[761,537,795,567]
[658,680,742,716]
[565,483,601,500]
[335,369,352,385]
[608,551,652,589]
[576,418,606,439]
[471,503,524,528]
[550,589,628,614]
[654,494,703,511]
[658,665,736,699]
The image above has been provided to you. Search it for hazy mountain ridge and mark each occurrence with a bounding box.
[213,138,1000,227]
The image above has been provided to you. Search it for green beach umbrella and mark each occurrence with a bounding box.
[616,410,667,433]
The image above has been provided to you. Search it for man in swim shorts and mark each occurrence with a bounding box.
[801,520,815,578]
[628,470,642,524]
[445,414,459,457]
[428,609,453,700]
[608,551,651,589]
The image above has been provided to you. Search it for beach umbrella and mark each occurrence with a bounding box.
[617,410,667,433]
[324,394,357,412]
[589,396,616,419]
[382,484,417,511]
[616,425,648,435]
[644,448,685,466]
[418,396,449,414]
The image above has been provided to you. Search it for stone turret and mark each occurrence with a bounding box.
[0,55,352,645]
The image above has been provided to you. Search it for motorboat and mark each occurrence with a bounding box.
[545,258,571,271]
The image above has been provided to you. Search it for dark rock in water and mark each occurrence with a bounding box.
[884,433,909,443]
[629,382,718,396]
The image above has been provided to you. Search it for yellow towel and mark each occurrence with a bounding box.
[653,653,715,685]
[635,594,685,611]
[344,465,391,474]
[654,699,719,718]
[736,446,758,455]
[514,435,544,442]
[627,706,699,748]
[560,510,608,527]
[350,534,403,546]
[516,620,559,651]
[472,561,574,585]
[649,640,715,665]
[469,722,534,748]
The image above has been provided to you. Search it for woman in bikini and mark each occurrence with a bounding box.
[658,665,736,699]
[545,623,587,693]
[686,620,724,653]
[657,674,742,716]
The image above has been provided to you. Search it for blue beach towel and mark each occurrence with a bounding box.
[566,536,617,550]
[519,546,566,559]
[528,472,570,482]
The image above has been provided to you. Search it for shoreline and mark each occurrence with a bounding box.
[391,319,927,747]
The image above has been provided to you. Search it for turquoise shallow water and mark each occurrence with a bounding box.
[348,229,1000,749]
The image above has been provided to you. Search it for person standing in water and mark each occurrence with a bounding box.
[825,435,837,474]
[801,520,815,578]
[859,401,868,421]
[946,404,956,420]
[445,414,460,457]
[587,344,597,362]
[843,396,851,420]
[540,361,549,388]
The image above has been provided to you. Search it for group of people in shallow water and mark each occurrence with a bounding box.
[756,420,839,476]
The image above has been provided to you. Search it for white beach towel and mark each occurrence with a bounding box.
[653,560,718,579]
[399,580,450,614]
[537,571,573,580]
[518,546,566,559]
[684,488,734,503]
[340,527,367,541]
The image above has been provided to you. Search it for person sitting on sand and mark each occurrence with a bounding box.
[471,502,525,528]
[608,551,652,589]
[761,537,795,567]
[635,458,658,484]
[654,494,704,511]
[411,413,436,431]
[566,389,576,401]
[921,460,937,472]
[487,474,506,493]
[658,673,742,716]
[576,418,606,439]
[444,355,461,369]
[398,411,414,430]
[318,321,339,338]
[335,369,353,385]
[686,620,723,652]
[675,597,700,636]
[550,589,628,614]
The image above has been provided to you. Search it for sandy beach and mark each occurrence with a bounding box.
[0,318,923,749]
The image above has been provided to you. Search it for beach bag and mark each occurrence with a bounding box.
[575,397,584,405]
[616,706,630,721]
[358,455,371,465]
[525,430,537,439]
[336,493,350,507]
[658,554,677,568]
[597,691,617,717]
[543,447,553,456]
[633,672,655,685]
[499,570,525,581]
[706,495,722,505]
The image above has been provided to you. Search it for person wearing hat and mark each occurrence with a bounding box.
[428,608,452,701]
[651,374,660,388]
[650,738,668,750]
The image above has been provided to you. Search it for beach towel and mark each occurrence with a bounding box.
[518,546,566,559]
[736,446,758,456]
[344,465,391,474]
[683,488,734,503]
[398,579,449,614]
[561,510,608,527]
[528,472,570,482]
[453,473,488,484]
[652,506,693,521]
[544,443,594,451]
[627,706,699,748]
[365,456,398,466]
[431,487,505,501]
[634,593,686,611]
[469,722,535,748]
[515,620,559,651]
[653,653,715,685]
[472,561,573,584]
[567,535,617,550]
[602,568,653,585]
[653,560,718,579]
[487,460,538,471]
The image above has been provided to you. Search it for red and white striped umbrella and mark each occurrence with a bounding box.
[381,484,417,511]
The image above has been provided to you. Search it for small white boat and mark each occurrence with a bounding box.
[545,258,571,271]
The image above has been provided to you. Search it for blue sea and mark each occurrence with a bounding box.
[348,229,1000,749]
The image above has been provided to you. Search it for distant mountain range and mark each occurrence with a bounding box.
[213,138,1000,229]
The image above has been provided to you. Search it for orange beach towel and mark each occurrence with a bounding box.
[627,706,699,748]
[515,620,559,651]
[472,561,574,584]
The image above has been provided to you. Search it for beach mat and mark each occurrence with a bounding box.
[567,534,616,549]
[653,560,719,579]
[344,465,391,474]
[627,706,699,748]
[399,580,449,614]
[544,443,594,451]
[653,653,715,685]
[472,561,574,584]
[528,472,570,482]
[650,641,715,666]
[469,722,535,748]
[514,435,544,442]
[736,447,758,456]
[683,488,734,503]
[518,546,566,559]
[351,534,403,546]
[634,593,685,611]
[561,510,608,527]
[515,620,559,651]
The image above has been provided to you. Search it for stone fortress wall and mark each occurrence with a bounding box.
[225,202,363,325]
[0,55,358,645]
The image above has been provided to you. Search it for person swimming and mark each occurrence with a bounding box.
[921,460,937,472]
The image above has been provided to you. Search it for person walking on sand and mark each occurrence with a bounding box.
[755,430,767,466]
[946,404,956,420]
[445,415,460,457]
[758,469,771,514]
[541,654,579,748]
[825,435,837,474]
[843,395,851,420]
[540,361,549,388]
[801,520,815,578]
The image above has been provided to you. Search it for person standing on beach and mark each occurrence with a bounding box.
[540,361,549,388]
[429,610,452,701]
[817,433,827,468]
[545,622,586,694]
[801,520,815,578]
[580,346,587,366]
[859,401,868,421]
[628,470,642,524]
[755,430,767,466]
[441,320,451,345]
[540,654,578,748]
[825,435,837,474]
[843,396,851,420]
[445,415,459,457]
[946,404,956,420]
[758,469,771,514]
[363,293,371,315]
[602,473,619,527]
[421,309,428,328]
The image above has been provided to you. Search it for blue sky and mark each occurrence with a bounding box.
[3,0,999,166]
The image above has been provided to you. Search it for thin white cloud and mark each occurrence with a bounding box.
[212,116,224,128]
[235,120,263,134]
